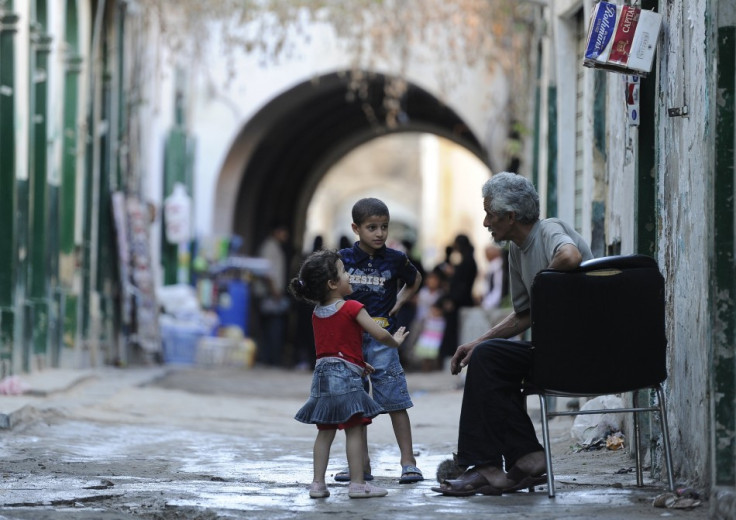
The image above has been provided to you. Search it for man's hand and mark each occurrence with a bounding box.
[450,343,476,375]
[364,362,375,376]
[448,309,530,375]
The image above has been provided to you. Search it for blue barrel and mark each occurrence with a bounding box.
[216,280,250,336]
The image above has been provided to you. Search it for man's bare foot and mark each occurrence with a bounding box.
[502,451,548,492]
[511,450,546,477]
[474,464,515,489]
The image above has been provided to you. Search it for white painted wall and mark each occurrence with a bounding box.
[552,3,582,229]
[605,72,636,255]
[13,1,29,184]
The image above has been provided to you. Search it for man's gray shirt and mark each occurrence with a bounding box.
[509,218,594,313]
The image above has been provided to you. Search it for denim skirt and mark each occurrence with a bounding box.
[295,360,384,425]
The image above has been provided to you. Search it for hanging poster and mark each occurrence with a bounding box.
[126,196,161,354]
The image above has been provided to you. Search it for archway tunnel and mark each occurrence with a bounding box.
[225,71,489,255]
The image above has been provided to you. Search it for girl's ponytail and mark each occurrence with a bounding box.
[288,276,307,301]
[288,249,341,304]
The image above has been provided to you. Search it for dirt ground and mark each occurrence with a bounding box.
[0,365,709,519]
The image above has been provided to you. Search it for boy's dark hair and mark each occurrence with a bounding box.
[288,249,341,305]
[351,197,390,225]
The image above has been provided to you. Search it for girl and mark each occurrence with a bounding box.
[289,250,409,499]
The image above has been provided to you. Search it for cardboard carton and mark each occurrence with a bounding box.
[584,1,662,76]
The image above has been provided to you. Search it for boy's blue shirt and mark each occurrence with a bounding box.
[339,241,419,333]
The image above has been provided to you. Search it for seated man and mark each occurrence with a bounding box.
[433,172,593,496]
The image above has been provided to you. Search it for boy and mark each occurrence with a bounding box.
[337,197,424,484]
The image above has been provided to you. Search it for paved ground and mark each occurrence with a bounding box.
[0,364,708,519]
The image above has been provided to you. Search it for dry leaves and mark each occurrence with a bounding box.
[138,0,537,127]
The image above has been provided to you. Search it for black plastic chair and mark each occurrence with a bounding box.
[527,254,675,498]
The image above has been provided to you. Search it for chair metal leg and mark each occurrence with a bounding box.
[655,384,676,491]
[632,391,643,487]
[538,394,555,498]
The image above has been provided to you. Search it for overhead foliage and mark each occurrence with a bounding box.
[141,0,538,129]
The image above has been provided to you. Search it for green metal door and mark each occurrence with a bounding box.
[0,6,19,376]
[27,1,52,369]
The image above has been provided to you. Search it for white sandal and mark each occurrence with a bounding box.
[309,482,330,498]
[348,482,388,498]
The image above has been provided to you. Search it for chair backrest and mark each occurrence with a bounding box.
[529,255,667,394]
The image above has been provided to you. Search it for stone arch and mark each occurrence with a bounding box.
[213,71,488,254]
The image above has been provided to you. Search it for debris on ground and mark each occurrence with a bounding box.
[653,487,703,509]
[0,375,29,395]
[606,432,625,450]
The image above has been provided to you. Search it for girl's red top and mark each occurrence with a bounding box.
[312,300,366,368]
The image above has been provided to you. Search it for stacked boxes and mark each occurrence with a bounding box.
[583,2,663,76]
[196,336,257,368]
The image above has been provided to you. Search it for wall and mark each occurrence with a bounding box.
[655,0,712,488]
[540,0,731,501]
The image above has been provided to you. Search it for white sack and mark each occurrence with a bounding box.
[570,394,625,446]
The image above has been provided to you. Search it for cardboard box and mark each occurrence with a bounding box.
[583,2,662,76]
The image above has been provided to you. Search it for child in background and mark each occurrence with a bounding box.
[415,270,445,321]
[290,249,409,499]
[407,269,445,370]
[412,298,447,372]
[338,197,424,484]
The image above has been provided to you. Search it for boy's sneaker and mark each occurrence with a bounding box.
[309,482,330,498]
[348,482,388,499]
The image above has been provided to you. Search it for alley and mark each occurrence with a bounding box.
[0,366,707,519]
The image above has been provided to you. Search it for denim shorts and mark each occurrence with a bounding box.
[295,359,384,426]
[363,334,413,412]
